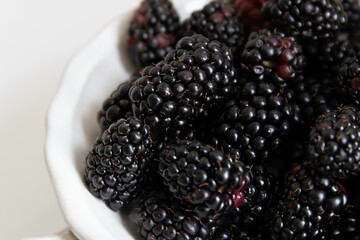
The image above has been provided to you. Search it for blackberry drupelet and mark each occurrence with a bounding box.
[204,79,303,163]
[159,140,250,219]
[241,29,306,89]
[294,72,341,125]
[84,117,152,211]
[126,0,179,67]
[137,190,216,240]
[235,0,272,33]
[262,0,348,40]
[213,221,264,240]
[270,165,349,239]
[307,106,360,178]
[181,1,246,59]
[338,56,360,105]
[98,73,138,131]
[129,35,238,132]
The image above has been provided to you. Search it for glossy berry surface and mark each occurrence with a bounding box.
[307,106,360,177]
[126,0,179,67]
[129,35,237,132]
[84,117,152,210]
[159,140,250,219]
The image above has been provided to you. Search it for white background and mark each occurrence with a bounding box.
[0,1,130,239]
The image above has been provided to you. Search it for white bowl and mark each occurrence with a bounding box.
[45,1,211,239]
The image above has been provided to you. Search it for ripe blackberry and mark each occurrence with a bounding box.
[235,0,272,33]
[307,37,355,75]
[181,1,246,59]
[129,35,238,132]
[262,0,348,40]
[327,205,360,239]
[98,73,138,131]
[204,79,303,163]
[338,56,360,105]
[242,29,306,89]
[270,165,349,239]
[137,190,216,240]
[126,0,179,67]
[231,164,278,225]
[159,140,250,219]
[307,106,360,178]
[341,0,360,31]
[294,72,341,125]
[84,117,152,211]
[213,221,264,240]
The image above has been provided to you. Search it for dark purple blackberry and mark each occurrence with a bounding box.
[99,74,138,131]
[308,37,355,75]
[126,0,179,67]
[341,0,360,31]
[242,29,305,89]
[181,1,246,59]
[307,106,360,178]
[213,221,264,240]
[338,56,360,105]
[270,165,349,239]
[137,190,216,240]
[327,205,360,239]
[84,117,152,211]
[204,79,303,163]
[159,140,250,219]
[129,35,238,132]
[262,0,348,40]
[294,72,341,125]
[231,164,278,225]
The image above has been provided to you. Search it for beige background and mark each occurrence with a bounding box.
[0,1,128,239]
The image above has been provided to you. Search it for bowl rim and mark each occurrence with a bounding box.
[44,18,125,240]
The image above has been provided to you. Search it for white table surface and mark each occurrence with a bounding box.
[0,1,136,239]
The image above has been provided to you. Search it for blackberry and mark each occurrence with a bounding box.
[294,72,341,125]
[231,164,278,225]
[341,0,360,31]
[181,1,246,59]
[235,0,272,33]
[204,79,303,163]
[137,190,216,240]
[307,106,360,178]
[129,35,238,132]
[213,221,264,240]
[98,73,138,131]
[84,117,152,211]
[270,165,349,239]
[262,0,348,40]
[241,29,306,89]
[338,56,360,105]
[126,0,179,67]
[159,140,250,219]
[327,205,360,239]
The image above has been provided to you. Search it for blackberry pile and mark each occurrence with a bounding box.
[83,0,360,238]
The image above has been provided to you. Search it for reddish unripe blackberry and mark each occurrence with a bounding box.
[242,29,305,89]
[126,0,179,67]
[307,106,360,178]
[235,0,272,32]
[270,165,349,239]
[181,1,246,59]
[129,35,238,132]
[159,140,250,219]
[98,73,138,131]
[84,117,152,211]
[262,0,348,40]
[338,56,360,105]
[137,190,216,240]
